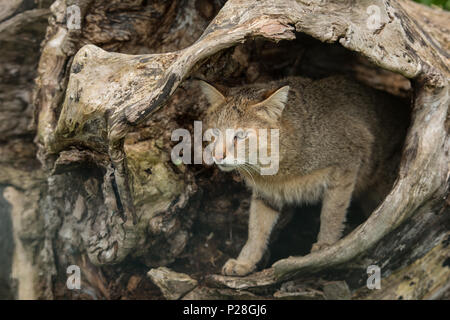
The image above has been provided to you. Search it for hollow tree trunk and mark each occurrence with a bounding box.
[1,0,448,300]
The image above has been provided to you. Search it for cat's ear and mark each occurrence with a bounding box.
[255,86,290,121]
[199,80,226,106]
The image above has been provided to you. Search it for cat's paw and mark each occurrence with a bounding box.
[222,259,255,276]
[311,242,331,252]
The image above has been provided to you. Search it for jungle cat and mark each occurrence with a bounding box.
[200,76,409,276]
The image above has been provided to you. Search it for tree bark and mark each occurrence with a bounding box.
[1,0,448,300]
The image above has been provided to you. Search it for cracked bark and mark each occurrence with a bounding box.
[1,0,449,299]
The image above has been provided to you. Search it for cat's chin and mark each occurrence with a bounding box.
[217,164,236,172]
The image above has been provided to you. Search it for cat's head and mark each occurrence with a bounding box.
[199,80,288,175]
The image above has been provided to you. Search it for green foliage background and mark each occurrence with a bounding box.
[414,0,450,10]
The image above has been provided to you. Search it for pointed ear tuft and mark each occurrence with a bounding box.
[256,85,289,120]
[199,80,226,106]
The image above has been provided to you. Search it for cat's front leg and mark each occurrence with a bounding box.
[311,168,358,252]
[222,193,280,276]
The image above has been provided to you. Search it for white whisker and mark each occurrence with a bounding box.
[237,165,256,187]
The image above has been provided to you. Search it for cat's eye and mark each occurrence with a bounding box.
[212,128,220,136]
[234,130,248,140]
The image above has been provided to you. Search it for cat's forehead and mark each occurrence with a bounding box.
[215,88,264,117]
[205,105,244,128]
[204,85,273,127]
[228,87,267,104]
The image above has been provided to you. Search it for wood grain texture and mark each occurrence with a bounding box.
[5,0,447,299]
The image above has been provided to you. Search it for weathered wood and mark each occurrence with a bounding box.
[2,0,449,299]
[40,0,449,278]
[0,0,52,299]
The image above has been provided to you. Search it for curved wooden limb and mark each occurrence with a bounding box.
[41,0,448,280]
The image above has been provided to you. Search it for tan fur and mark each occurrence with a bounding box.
[201,76,409,276]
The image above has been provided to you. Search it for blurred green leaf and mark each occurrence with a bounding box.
[413,0,450,10]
